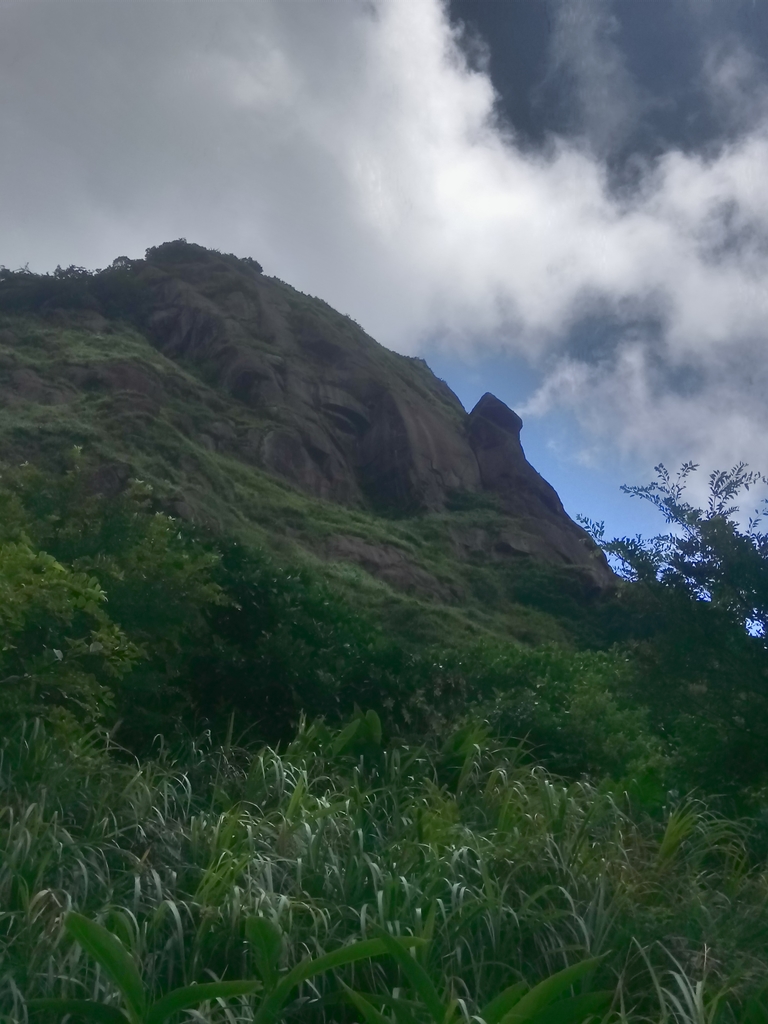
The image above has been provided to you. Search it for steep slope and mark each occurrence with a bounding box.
[0,241,613,644]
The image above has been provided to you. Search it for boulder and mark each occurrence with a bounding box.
[468,393,565,520]
[468,393,614,587]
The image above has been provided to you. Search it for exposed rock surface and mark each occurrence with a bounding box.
[128,242,611,586]
[466,393,610,585]
[140,249,480,511]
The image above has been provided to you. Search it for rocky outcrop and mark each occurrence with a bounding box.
[466,393,612,586]
[468,394,560,517]
[139,248,483,513]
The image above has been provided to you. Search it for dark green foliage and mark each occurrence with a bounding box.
[0,263,99,314]
[0,458,661,782]
[6,445,768,812]
[0,458,419,744]
[29,911,427,1024]
[183,537,410,741]
[585,463,768,801]
[0,456,225,741]
[0,241,262,325]
[145,238,263,274]
[35,247,239,326]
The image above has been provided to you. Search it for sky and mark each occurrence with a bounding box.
[2,0,768,537]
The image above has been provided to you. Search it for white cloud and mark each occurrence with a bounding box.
[2,0,768,476]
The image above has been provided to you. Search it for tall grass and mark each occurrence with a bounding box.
[2,717,767,1023]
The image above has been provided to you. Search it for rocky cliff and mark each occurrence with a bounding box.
[0,240,613,598]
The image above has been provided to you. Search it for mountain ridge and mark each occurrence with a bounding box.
[0,240,613,638]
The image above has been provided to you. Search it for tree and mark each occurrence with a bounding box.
[585,463,768,800]
[0,525,138,729]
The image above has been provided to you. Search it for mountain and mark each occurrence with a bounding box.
[0,240,612,643]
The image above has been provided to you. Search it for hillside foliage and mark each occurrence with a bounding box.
[2,457,768,1023]
[2,253,768,1023]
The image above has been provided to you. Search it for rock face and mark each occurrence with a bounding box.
[125,242,611,587]
[466,393,607,577]
[140,247,482,512]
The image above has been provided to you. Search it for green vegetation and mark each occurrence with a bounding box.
[0,306,582,649]
[0,456,655,765]
[3,254,768,1023]
[3,711,768,1024]
[2,455,768,1023]
[580,462,768,797]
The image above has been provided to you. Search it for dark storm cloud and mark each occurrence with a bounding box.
[450,0,768,158]
[2,0,768,479]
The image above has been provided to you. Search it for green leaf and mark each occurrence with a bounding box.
[145,980,261,1024]
[285,775,306,822]
[742,990,768,1024]
[65,914,146,1024]
[27,999,129,1024]
[331,719,361,756]
[479,983,529,1024]
[420,903,436,944]
[364,709,382,745]
[415,902,436,967]
[246,917,283,989]
[342,986,392,1024]
[374,929,445,1024]
[360,990,424,1024]
[254,936,423,1024]
[498,959,605,1024]
[528,991,613,1024]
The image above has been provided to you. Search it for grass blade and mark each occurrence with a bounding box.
[285,775,307,822]
[246,917,283,989]
[744,999,768,1024]
[374,929,445,1024]
[342,986,393,1024]
[365,991,424,1024]
[498,959,605,1024]
[254,936,423,1024]
[479,983,529,1024]
[365,710,382,746]
[529,991,613,1024]
[332,720,361,756]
